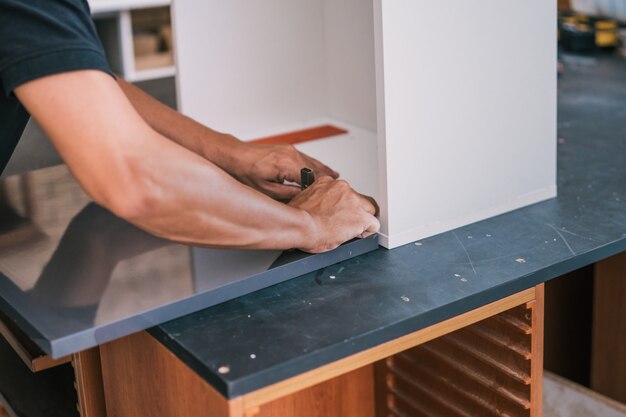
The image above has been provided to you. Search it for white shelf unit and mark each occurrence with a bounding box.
[89,0,175,83]
[174,0,557,249]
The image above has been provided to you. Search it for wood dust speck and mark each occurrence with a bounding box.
[454,274,461,277]
[486,234,492,237]
[460,278,468,282]
[329,275,336,280]
[250,354,256,359]
[218,366,230,374]
[401,295,410,302]
[516,258,526,264]
[414,242,423,246]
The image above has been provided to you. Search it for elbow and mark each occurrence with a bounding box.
[107,190,154,221]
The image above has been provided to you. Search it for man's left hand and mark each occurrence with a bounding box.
[224,142,339,201]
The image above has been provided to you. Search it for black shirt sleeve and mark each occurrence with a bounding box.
[0,0,113,97]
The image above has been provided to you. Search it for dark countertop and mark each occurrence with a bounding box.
[151,53,626,398]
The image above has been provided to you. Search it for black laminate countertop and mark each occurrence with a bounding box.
[151,53,626,398]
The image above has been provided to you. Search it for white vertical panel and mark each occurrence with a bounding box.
[172,0,327,139]
[173,0,557,249]
[377,0,557,248]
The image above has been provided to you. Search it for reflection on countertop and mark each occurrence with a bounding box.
[0,165,192,328]
[0,164,378,357]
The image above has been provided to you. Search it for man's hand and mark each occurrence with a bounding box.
[289,176,380,253]
[224,142,339,201]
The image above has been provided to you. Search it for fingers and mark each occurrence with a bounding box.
[303,154,340,179]
[263,182,301,201]
[359,194,380,217]
[359,215,381,239]
[314,175,334,185]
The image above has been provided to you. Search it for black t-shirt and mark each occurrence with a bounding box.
[0,0,112,174]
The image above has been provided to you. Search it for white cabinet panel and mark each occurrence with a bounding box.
[173,0,556,248]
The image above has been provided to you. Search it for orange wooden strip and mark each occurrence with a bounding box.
[250,124,348,145]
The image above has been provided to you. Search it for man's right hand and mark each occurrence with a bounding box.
[289,176,380,253]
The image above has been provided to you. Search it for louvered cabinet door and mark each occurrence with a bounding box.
[376,286,544,417]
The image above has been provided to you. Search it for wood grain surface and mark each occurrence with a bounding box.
[73,348,106,417]
[100,331,243,417]
[592,251,626,404]
[250,125,347,145]
[246,365,374,417]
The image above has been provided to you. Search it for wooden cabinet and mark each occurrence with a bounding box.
[98,285,544,417]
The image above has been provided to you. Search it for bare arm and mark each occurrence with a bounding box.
[16,70,379,252]
[116,78,339,200]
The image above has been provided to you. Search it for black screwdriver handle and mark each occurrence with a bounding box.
[301,168,315,190]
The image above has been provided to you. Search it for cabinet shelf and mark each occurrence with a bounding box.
[126,65,176,82]
[91,2,176,83]
[88,0,170,15]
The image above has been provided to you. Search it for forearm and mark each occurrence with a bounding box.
[116,78,241,171]
[16,71,312,250]
[121,131,312,248]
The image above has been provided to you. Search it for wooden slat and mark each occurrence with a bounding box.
[416,344,530,409]
[250,125,347,145]
[73,349,106,417]
[0,312,70,372]
[388,383,459,417]
[391,355,525,417]
[242,288,535,409]
[494,310,532,335]
[389,402,426,417]
[440,334,531,385]
[390,373,477,417]
[530,285,545,417]
[467,322,531,359]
